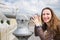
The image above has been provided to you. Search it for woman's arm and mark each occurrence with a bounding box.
[35,25,45,40]
[35,25,56,40]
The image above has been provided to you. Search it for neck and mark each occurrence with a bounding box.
[46,22,50,27]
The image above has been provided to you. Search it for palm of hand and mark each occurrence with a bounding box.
[32,15,42,26]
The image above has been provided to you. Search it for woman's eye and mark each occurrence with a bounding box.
[47,13,49,15]
[42,13,45,15]
[42,13,50,15]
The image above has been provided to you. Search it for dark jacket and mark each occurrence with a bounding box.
[34,24,60,40]
[35,24,47,36]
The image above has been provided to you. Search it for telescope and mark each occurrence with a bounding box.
[0,3,33,40]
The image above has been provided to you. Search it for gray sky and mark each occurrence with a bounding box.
[0,0,60,17]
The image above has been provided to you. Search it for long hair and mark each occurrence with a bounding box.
[41,7,60,31]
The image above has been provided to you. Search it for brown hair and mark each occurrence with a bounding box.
[41,7,60,31]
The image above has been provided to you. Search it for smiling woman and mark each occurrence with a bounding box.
[32,7,60,40]
[42,9,52,23]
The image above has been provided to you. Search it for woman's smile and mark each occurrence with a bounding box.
[43,17,49,22]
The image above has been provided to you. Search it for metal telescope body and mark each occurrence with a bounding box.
[0,3,33,40]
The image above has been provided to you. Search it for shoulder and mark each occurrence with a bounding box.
[57,21,60,28]
[56,20,60,28]
[56,23,60,32]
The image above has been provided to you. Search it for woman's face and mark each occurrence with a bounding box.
[42,9,52,23]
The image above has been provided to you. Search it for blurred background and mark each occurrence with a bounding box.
[0,0,60,17]
[0,0,60,40]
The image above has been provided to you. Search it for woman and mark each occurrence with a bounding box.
[32,7,60,40]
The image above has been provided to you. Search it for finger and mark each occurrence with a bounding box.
[31,19,35,23]
[38,16,40,20]
[30,16,35,20]
[32,15,38,20]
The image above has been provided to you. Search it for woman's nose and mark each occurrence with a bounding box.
[44,14,47,17]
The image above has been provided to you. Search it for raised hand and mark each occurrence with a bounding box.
[31,14,42,26]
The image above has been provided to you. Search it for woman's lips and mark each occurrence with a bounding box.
[44,18,49,21]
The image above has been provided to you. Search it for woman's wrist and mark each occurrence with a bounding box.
[35,23,42,26]
[35,24,40,26]
[35,24,42,28]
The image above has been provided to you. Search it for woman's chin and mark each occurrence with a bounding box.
[44,21,49,23]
